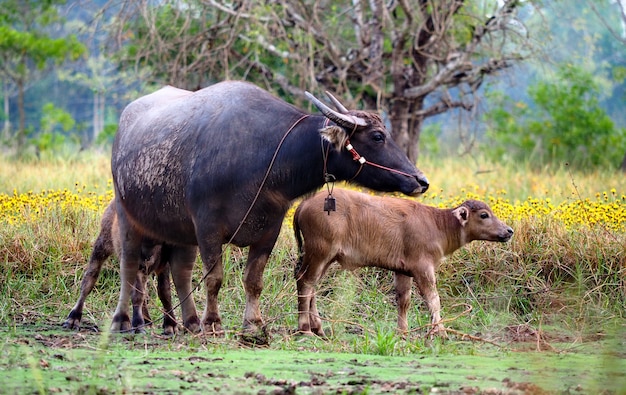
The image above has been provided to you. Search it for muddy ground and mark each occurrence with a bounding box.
[1,315,625,394]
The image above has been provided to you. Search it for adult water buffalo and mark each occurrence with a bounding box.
[110,80,429,340]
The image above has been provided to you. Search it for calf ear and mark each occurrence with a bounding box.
[453,206,469,227]
[320,125,348,151]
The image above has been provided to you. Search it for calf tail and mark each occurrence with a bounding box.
[292,204,305,278]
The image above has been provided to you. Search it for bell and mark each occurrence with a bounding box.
[324,195,336,214]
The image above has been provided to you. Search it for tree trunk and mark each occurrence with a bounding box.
[389,96,424,164]
[620,151,626,173]
[16,79,26,154]
[92,91,105,144]
[2,81,9,140]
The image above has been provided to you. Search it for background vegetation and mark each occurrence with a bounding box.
[1,0,625,170]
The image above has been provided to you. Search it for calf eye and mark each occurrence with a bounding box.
[480,212,489,219]
[372,132,385,143]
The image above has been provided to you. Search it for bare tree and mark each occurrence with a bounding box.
[110,0,536,162]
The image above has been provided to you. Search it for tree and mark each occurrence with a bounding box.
[484,64,626,170]
[110,0,536,162]
[0,0,85,153]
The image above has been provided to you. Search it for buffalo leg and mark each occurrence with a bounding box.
[195,239,224,335]
[241,225,282,342]
[131,270,149,334]
[169,246,201,333]
[394,272,413,333]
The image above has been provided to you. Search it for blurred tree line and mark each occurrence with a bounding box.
[0,0,624,171]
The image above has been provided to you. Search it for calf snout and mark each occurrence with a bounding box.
[499,226,514,242]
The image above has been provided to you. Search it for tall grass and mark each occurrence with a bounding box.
[0,151,624,352]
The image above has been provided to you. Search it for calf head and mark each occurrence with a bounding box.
[453,200,513,243]
[306,91,429,197]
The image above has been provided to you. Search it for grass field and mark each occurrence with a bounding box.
[0,151,625,394]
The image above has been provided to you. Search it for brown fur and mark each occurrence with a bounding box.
[293,188,513,337]
[63,201,177,335]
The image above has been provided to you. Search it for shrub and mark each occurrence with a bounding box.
[484,64,626,170]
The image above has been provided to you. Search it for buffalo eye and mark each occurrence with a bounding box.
[372,132,385,143]
[480,212,489,219]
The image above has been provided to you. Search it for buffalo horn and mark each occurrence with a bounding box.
[305,91,367,129]
[325,91,349,114]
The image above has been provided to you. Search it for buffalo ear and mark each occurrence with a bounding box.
[320,125,348,151]
[453,206,469,227]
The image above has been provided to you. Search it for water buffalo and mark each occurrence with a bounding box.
[63,201,177,335]
[110,80,429,341]
[293,188,513,337]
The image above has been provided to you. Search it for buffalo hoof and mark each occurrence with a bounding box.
[182,316,203,334]
[111,313,132,333]
[200,318,222,336]
[163,316,177,336]
[239,326,270,346]
[132,325,147,335]
[162,325,177,337]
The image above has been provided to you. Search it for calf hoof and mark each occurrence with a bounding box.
[427,324,447,340]
[62,310,82,330]
[311,327,326,338]
[62,318,80,331]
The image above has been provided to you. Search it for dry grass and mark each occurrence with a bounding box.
[0,152,624,342]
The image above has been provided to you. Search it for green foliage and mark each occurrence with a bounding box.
[419,122,442,156]
[95,123,118,146]
[0,0,86,153]
[484,64,626,169]
[40,103,75,134]
[0,1,85,70]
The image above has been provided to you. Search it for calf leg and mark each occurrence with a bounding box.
[295,254,330,337]
[129,243,164,334]
[63,234,113,330]
[63,205,116,330]
[157,262,177,336]
[394,273,412,333]
[413,265,444,336]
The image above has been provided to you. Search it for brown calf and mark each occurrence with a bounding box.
[63,201,177,335]
[293,188,513,337]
